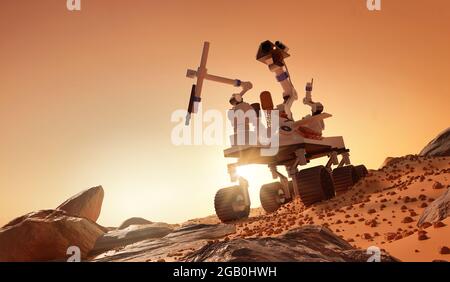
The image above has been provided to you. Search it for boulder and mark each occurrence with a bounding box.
[417,188,450,227]
[419,127,450,157]
[57,186,104,222]
[91,222,174,255]
[185,225,398,262]
[118,217,152,230]
[91,224,236,262]
[0,210,105,262]
[91,223,400,262]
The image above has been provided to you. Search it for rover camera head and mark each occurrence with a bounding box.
[256,40,290,69]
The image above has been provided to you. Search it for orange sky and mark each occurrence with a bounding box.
[1,0,449,227]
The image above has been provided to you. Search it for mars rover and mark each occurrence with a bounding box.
[185,41,368,223]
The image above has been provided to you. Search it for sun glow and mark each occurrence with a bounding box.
[234,165,276,207]
[235,165,255,178]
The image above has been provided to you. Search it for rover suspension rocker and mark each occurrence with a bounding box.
[185,41,368,222]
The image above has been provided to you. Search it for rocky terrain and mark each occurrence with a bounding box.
[0,128,449,262]
[0,186,106,262]
[419,128,450,157]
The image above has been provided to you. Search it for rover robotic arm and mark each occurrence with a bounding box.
[256,40,297,121]
[185,42,253,125]
[303,79,324,115]
[256,41,324,118]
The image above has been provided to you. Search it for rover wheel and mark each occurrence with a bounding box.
[260,182,287,213]
[296,165,335,206]
[214,186,250,223]
[332,165,358,193]
[354,164,368,181]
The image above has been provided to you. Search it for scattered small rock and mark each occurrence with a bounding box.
[418,231,429,241]
[433,182,444,190]
[433,221,446,228]
[402,217,414,223]
[440,246,450,255]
